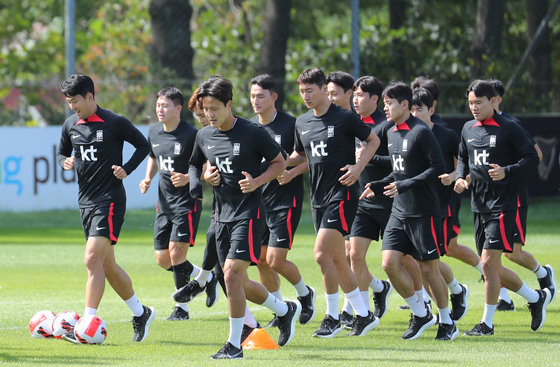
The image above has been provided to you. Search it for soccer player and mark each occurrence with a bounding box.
[361,82,457,341]
[348,75,394,322]
[489,79,555,311]
[326,71,355,112]
[189,77,300,359]
[455,79,551,336]
[410,76,448,127]
[56,74,154,343]
[138,87,203,321]
[249,74,316,326]
[287,67,380,338]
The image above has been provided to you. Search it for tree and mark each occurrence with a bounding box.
[526,0,552,107]
[470,0,505,78]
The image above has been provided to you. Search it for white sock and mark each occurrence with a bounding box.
[482,304,497,327]
[191,265,201,279]
[227,317,244,349]
[326,292,340,319]
[516,283,539,303]
[415,290,424,303]
[361,291,371,311]
[244,305,258,328]
[272,290,283,302]
[342,295,353,314]
[124,294,144,317]
[473,260,484,276]
[405,295,427,317]
[447,278,463,295]
[498,287,512,302]
[84,307,97,316]
[261,293,288,316]
[293,278,309,297]
[195,269,212,286]
[533,263,548,279]
[346,287,368,317]
[438,307,452,324]
[369,277,384,293]
[421,287,430,303]
[177,303,188,312]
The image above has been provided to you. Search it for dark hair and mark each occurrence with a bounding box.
[188,87,201,112]
[326,71,354,92]
[156,87,184,107]
[411,76,439,101]
[250,74,278,94]
[197,77,233,106]
[467,79,497,100]
[488,79,505,97]
[353,76,384,100]
[411,87,434,109]
[297,67,327,87]
[60,74,95,98]
[383,81,412,107]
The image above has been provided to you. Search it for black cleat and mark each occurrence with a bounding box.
[166,306,189,321]
[373,280,393,319]
[348,311,379,336]
[538,265,556,302]
[205,272,219,307]
[313,315,343,338]
[61,330,82,344]
[402,312,435,340]
[240,322,261,343]
[464,322,494,336]
[173,280,205,304]
[131,306,155,342]
[297,286,316,325]
[435,322,459,340]
[497,299,515,311]
[450,284,469,321]
[276,301,301,346]
[210,342,243,360]
[339,310,354,330]
[528,288,551,331]
[265,314,279,328]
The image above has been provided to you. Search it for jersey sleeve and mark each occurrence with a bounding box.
[147,128,155,158]
[188,130,205,199]
[348,113,373,141]
[56,122,73,168]
[502,122,539,178]
[294,121,304,153]
[456,124,470,180]
[256,125,283,162]
[116,117,150,175]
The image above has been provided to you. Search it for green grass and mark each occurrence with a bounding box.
[0,199,559,366]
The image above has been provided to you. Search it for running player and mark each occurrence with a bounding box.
[455,79,551,336]
[326,71,355,111]
[56,74,154,343]
[288,67,380,338]
[410,76,448,127]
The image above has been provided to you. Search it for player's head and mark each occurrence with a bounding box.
[297,68,329,110]
[488,79,505,112]
[197,77,234,129]
[467,79,497,121]
[60,74,97,119]
[250,74,278,115]
[382,82,412,123]
[352,76,383,116]
[326,71,354,110]
[411,76,440,110]
[188,87,209,126]
[155,87,183,125]
[410,87,434,124]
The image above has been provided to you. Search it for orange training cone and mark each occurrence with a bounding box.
[241,328,279,350]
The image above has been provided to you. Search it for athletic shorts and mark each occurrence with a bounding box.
[382,215,442,261]
[473,211,515,256]
[80,201,125,245]
[441,215,461,250]
[215,212,266,267]
[261,205,302,249]
[312,198,358,236]
[349,205,391,241]
[153,199,202,250]
[513,205,527,245]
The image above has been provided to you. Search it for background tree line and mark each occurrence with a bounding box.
[0,0,557,126]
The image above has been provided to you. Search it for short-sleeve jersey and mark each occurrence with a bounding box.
[57,107,149,208]
[148,120,198,214]
[251,111,304,211]
[294,103,372,208]
[431,123,461,216]
[456,113,539,213]
[189,117,282,222]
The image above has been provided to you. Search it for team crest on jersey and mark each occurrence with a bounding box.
[275,135,281,145]
[96,130,103,142]
[233,143,240,155]
[402,139,408,152]
[489,135,496,147]
[327,126,334,138]
[174,142,181,155]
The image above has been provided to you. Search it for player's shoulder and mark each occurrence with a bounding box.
[296,109,315,125]
[276,110,296,124]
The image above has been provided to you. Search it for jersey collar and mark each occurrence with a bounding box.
[392,120,411,132]
[473,117,500,127]
[76,107,104,125]
[361,115,375,125]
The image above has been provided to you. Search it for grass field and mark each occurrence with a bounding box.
[0,199,559,366]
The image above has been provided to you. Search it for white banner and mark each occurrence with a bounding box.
[0,126,158,212]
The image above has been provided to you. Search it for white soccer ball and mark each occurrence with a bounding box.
[74,315,107,344]
[29,310,56,338]
[52,310,81,337]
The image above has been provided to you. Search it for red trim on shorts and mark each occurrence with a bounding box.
[443,217,449,251]
[248,219,258,263]
[257,208,260,219]
[517,196,521,208]
[499,212,512,251]
[108,202,117,243]
[430,216,440,256]
[339,201,349,233]
[447,205,452,217]
[515,207,525,245]
[188,210,194,246]
[287,207,293,250]
[453,225,460,235]
[293,195,297,208]
[346,188,350,200]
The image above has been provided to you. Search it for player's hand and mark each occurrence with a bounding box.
[338,165,360,186]
[438,172,455,186]
[63,156,75,170]
[359,183,375,200]
[111,165,128,180]
[170,172,189,187]
[139,178,151,194]
[454,178,469,193]
[239,171,259,193]
[204,164,221,186]
[383,182,399,198]
[488,163,505,181]
[277,169,294,185]
[355,142,366,162]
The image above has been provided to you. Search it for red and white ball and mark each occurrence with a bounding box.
[52,310,80,337]
[74,315,107,344]
[29,310,56,338]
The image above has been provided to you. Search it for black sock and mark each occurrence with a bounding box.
[173,260,194,289]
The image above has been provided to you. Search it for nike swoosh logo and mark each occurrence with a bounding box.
[301,130,311,135]
[489,239,500,244]
[208,145,215,149]
[152,143,160,147]
[277,238,287,242]
[327,219,337,223]
[427,249,437,254]
[467,139,475,143]
[95,226,106,231]
[71,134,80,139]
[177,232,186,237]
[235,249,246,253]
[388,143,393,147]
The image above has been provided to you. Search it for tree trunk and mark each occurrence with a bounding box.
[526,0,552,108]
[257,0,292,109]
[388,0,408,80]
[470,0,505,78]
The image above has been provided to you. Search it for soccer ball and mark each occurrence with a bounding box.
[52,310,80,337]
[29,310,56,338]
[74,315,107,344]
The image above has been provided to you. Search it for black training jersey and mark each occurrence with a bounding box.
[251,111,304,211]
[189,117,283,222]
[369,116,445,218]
[456,113,539,213]
[57,106,149,208]
[432,123,461,215]
[357,109,393,210]
[294,103,372,208]
[148,120,198,214]
[432,113,449,127]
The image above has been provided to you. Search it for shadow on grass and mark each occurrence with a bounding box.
[0,352,121,365]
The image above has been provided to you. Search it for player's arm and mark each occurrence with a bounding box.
[188,135,206,199]
[454,133,470,193]
[494,124,539,180]
[139,156,158,194]
[339,130,380,186]
[57,124,75,170]
[439,157,457,186]
[239,152,286,194]
[114,118,150,179]
[277,161,307,185]
[286,150,307,166]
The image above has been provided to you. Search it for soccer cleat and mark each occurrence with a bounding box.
[276,300,301,347]
[348,311,379,336]
[528,288,551,331]
[265,314,279,328]
[497,299,515,311]
[450,284,469,321]
[402,311,436,340]
[538,265,556,302]
[435,322,459,341]
[210,342,243,360]
[373,280,393,319]
[61,330,82,344]
[173,280,205,304]
[464,322,494,336]
[241,322,261,343]
[205,272,219,307]
[313,315,343,338]
[166,306,189,321]
[297,286,316,325]
[131,306,155,342]
[339,310,354,330]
